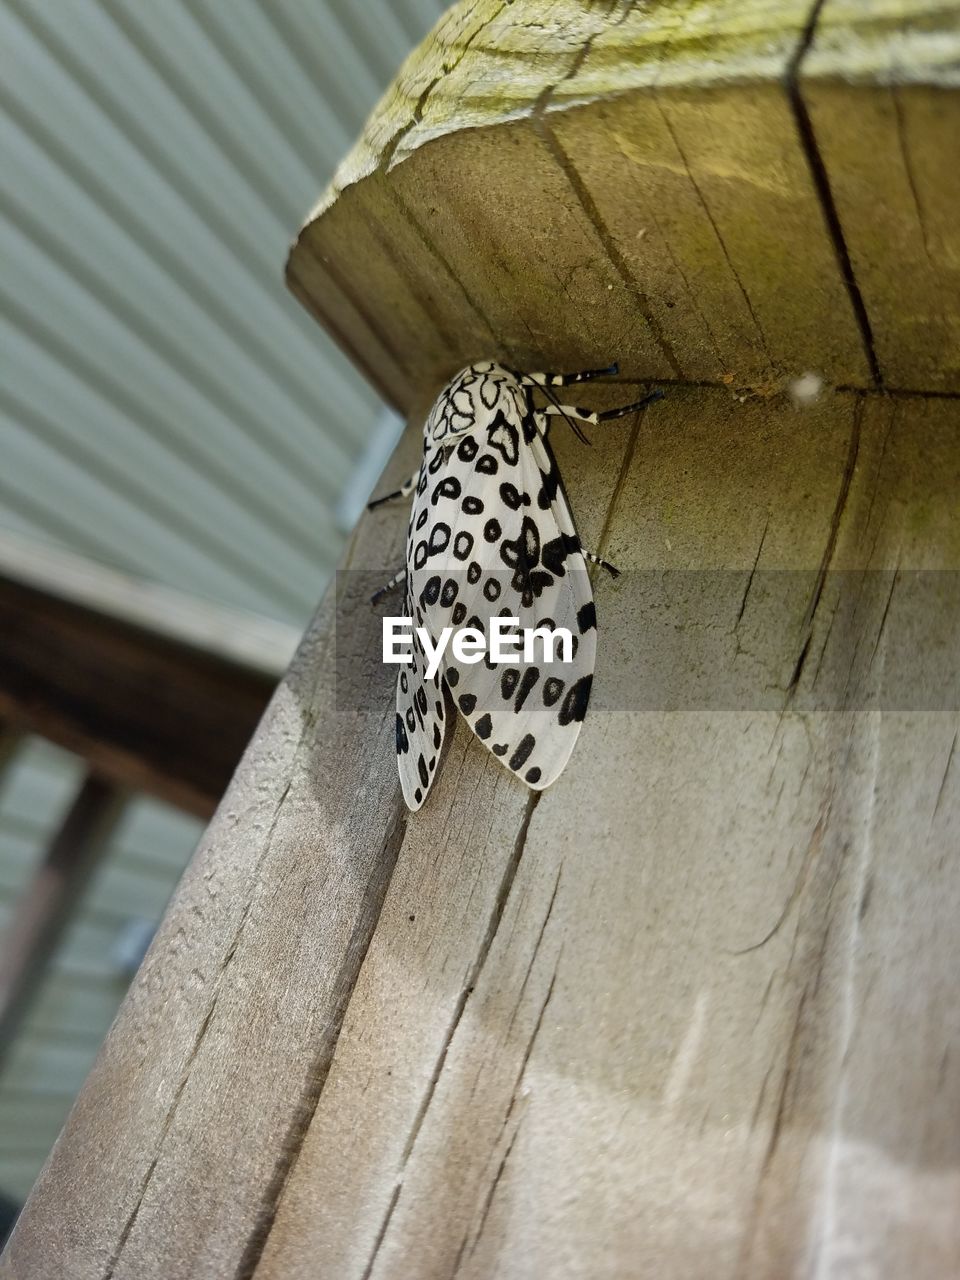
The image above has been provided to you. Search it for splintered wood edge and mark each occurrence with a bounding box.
[293,0,960,239]
[296,0,816,228]
[806,0,960,83]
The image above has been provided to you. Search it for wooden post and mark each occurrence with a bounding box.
[0,775,125,1062]
[4,3,960,1278]
[0,559,281,818]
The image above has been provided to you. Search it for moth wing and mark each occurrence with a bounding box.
[410,413,597,792]
[395,580,450,810]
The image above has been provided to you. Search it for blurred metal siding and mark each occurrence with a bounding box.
[0,738,205,1201]
[0,0,449,626]
[0,0,450,1204]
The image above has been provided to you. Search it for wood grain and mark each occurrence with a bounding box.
[251,387,960,1280]
[802,0,960,390]
[5,387,958,1278]
[6,3,960,1277]
[290,0,877,401]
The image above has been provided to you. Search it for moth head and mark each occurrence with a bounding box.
[426,361,525,445]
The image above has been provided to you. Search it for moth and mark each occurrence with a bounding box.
[370,361,662,810]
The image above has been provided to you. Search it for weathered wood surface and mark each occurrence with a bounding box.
[292,0,960,403]
[6,3,960,1278]
[291,0,873,401]
[5,384,959,1279]
[802,0,960,390]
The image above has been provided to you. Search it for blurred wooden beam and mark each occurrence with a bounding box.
[0,530,299,677]
[0,571,279,819]
[0,774,125,1062]
[0,725,22,780]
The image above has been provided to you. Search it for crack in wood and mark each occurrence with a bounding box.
[498,959,560,1145]
[460,1117,523,1270]
[790,0,883,388]
[736,517,770,629]
[654,98,775,373]
[235,799,408,1280]
[357,789,543,1277]
[101,777,292,1279]
[867,561,900,671]
[380,0,511,174]
[787,394,864,698]
[728,804,830,956]
[933,731,958,825]
[595,409,645,567]
[359,1183,402,1280]
[506,864,562,1036]
[891,87,937,270]
[537,117,684,378]
[397,790,542,1169]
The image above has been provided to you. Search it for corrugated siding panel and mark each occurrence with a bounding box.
[0,0,450,1203]
[0,739,204,1202]
[0,0,447,624]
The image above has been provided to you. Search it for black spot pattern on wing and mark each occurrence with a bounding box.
[514,667,540,712]
[453,531,474,561]
[542,533,580,576]
[488,416,519,465]
[433,476,462,504]
[543,677,564,706]
[537,460,560,510]
[429,523,451,555]
[577,602,597,632]
[559,675,592,725]
[401,360,603,807]
[394,580,447,811]
[499,481,528,511]
[509,734,536,772]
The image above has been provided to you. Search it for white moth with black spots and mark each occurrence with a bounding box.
[370,361,662,810]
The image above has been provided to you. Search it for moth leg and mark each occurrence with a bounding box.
[371,568,406,605]
[367,470,419,510]
[583,548,621,579]
[535,388,664,426]
[521,363,619,387]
